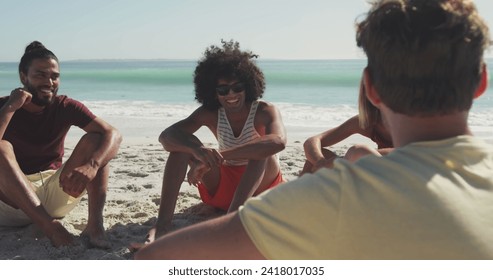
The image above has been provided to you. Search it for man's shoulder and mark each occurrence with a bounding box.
[50,95,95,120]
[52,95,88,108]
[186,105,217,124]
[54,95,77,104]
[256,100,276,110]
[254,100,279,116]
[253,100,282,125]
[348,136,493,180]
[191,105,217,118]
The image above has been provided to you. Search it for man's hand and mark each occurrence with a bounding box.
[7,88,32,111]
[187,147,223,187]
[59,161,99,197]
[187,160,210,187]
[191,146,223,170]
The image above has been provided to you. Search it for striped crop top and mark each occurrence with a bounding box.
[217,101,261,166]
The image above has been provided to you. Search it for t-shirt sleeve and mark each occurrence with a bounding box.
[62,97,96,128]
[238,169,343,259]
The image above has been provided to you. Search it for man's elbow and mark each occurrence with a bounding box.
[111,127,123,148]
[158,129,170,149]
[272,135,286,153]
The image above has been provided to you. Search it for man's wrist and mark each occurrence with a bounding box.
[89,159,101,169]
[1,104,17,115]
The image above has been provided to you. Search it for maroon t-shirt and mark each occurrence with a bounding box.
[0,95,96,174]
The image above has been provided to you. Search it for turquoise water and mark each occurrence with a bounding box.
[1,59,491,106]
[0,59,366,106]
[0,59,491,133]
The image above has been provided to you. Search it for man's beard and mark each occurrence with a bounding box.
[25,83,57,106]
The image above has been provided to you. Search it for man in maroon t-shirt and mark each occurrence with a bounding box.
[0,41,122,248]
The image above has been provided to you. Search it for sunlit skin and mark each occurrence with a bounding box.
[216,79,247,113]
[20,58,60,109]
[0,55,122,248]
[130,72,287,251]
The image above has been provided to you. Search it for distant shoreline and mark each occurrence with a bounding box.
[1,57,493,64]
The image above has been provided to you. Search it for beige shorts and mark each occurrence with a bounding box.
[0,168,84,227]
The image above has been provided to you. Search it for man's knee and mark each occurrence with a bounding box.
[69,133,104,161]
[246,156,279,174]
[64,133,105,172]
[0,140,15,158]
[78,133,103,149]
[266,155,280,167]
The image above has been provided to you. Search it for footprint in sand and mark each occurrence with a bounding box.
[127,172,149,178]
[142,184,154,189]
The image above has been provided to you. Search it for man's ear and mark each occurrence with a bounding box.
[474,64,488,99]
[19,72,27,86]
[363,68,381,107]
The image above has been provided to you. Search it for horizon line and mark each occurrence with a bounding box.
[1,56,492,63]
[0,57,370,63]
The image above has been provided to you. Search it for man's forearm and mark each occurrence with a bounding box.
[159,126,204,154]
[221,135,285,161]
[0,105,16,140]
[89,129,122,168]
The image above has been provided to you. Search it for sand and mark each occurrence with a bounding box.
[0,119,364,260]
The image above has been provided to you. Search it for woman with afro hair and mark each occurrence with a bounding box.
[136,40,287,246]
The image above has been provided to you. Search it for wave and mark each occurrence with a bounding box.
[83,100,493,132]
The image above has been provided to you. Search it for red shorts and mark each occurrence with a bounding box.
[197,165,284,211]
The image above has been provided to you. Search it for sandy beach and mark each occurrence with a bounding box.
[0,117,364,260]
[1,108,490,260]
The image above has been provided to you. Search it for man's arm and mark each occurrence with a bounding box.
[81,117,122,169]
[0,89,32,139]
[0,105,16,141]
[59,117,122,196]
[134,211,265,260]
[159,107,223,169]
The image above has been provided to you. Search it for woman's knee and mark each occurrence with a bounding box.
[344,145,375,162]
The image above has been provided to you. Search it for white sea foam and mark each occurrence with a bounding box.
[81,100,492,143]
[84,100,358,127]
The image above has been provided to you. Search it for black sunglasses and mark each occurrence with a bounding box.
[216,82,245,96]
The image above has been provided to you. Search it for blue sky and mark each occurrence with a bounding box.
[1,0,492,62]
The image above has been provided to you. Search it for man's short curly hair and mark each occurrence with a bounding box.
[356,0,490,116]
[193,40,266,110]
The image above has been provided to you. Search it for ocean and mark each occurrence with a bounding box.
[0,59,492,141]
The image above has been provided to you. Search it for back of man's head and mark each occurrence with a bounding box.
[19,41,58,75]
[357,0,490,116]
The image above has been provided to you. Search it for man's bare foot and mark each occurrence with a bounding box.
[146,227,157,243]
[45,220,75,247]
[81,227,111,249]
[129,227,157,252]
[129,225,172,252]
